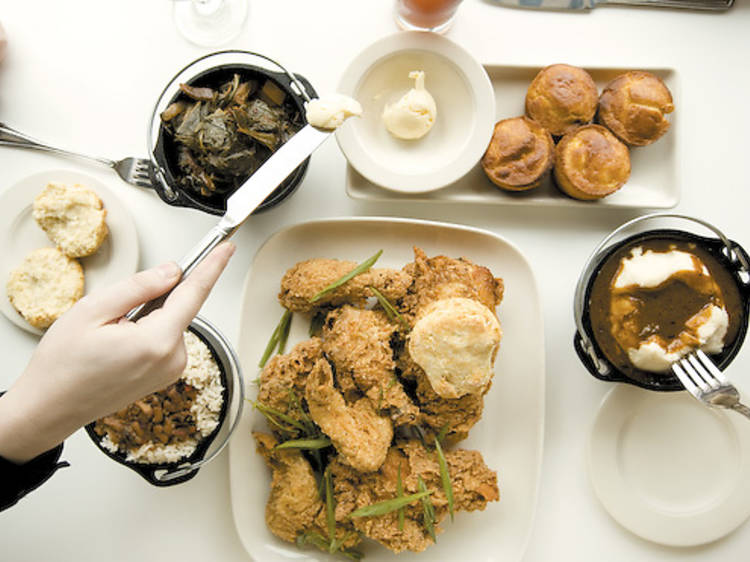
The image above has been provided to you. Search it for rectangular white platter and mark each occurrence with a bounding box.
[229,217,546,562]
[346,65,679,209]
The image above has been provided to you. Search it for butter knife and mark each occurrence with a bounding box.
[126,124,330,321]
[492,0,733,10]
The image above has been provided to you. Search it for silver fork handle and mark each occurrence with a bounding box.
[731,402,750,420]
[125,220,236,322]
[604,0,732,8]
[0,122,115,168]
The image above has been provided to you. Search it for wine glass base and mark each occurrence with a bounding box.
[394,12,456,34]
[174,0,249,47]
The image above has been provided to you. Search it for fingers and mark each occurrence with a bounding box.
[78,261,182,323]
[153,242,235,330]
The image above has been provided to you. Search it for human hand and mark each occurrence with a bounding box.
[0,242,235,463]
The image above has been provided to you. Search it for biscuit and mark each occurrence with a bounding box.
[7,247,84,329]
[481,116,554,191]
[33,182,108,258]
[408,297,502,399]
[598,70,674,146]
[525,64,598,137]
[554,124,631,200]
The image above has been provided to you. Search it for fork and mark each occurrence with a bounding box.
[672,350,750,420]
[0,121,153,189]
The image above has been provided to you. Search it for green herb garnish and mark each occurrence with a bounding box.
[434,437,454,521]
[275,437,332,450]
[396,466,405,532]
[418,476,436,542]
[309,250,383,303]
[436,423,450,444]
[251,400,305,434]
[259,309,292,367]
[349,490,432,519]
[369,286,410,331]
[325,467,336,551]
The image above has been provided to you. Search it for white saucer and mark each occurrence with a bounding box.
[0,169,140,335]
[588,383,750,546]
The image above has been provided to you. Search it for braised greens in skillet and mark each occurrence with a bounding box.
[160,74,303,198]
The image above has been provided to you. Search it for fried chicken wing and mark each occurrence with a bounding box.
[401,247,504,321]
[305,358,393,473]
[323,306,419,426]
[258,338,323,434]
[278,258,412,312]
[329,439,499,553]
[253,432,326,543]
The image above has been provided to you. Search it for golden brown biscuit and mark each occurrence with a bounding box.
[554,124,631,200]
[525,64,599,137]
[481,116,554,191]
[7,247,84,328]
[33,182,108,258]
[598,70,674,146]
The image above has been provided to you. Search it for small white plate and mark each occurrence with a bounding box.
[229,217,545,562]
[0,169,140,335]
[348,64,679,209]
[588,384,750,546]
[336,32,495,194]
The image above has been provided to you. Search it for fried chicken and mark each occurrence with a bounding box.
[329,439,499,553]
[323,306,419,426]
[400,247,504,322]
[305,358,393,473]
[258,338,323,434]
[253,432,326,543]
[278,258,412,312]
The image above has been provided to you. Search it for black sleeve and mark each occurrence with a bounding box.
[0,390,69,511]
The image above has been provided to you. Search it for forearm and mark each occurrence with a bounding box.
[0,380,80,463]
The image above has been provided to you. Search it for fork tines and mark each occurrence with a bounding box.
[672,350,727,396]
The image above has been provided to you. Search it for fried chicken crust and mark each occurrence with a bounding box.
[258,338,323,434]
[330,440,499,553]
[323,306,419,426]
[400,247,504,322]
[278,258,412,312]
[305,358,393,473]
[253,432,325,543]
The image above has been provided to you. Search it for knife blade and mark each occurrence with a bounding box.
[491,0,732,10]
[126,124,331,321]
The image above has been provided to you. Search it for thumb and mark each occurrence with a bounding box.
[79,262,182,323]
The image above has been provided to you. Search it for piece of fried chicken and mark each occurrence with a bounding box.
[400,247,504,322]
[330,439,499,553]
[323,305,419,426]
[253,432,360,549]
[305,358,393,473]
[278,258,412,312]
[257,338,323,436]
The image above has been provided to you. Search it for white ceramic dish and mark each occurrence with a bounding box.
[0,169,139,335]
[336,32,495,194]
[589,384,750,546]
[347,64,679,209]
[229,217,545,562]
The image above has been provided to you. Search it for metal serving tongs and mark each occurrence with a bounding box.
[125,123,331,321]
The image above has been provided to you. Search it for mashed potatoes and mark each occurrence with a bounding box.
[408,297,501,398]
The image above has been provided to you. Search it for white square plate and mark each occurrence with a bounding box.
[347,65,679,209]
[229,217,546,562]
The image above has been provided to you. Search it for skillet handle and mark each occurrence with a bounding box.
[125,221,235,322]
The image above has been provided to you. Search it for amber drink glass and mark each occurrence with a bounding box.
[394,0,463,33]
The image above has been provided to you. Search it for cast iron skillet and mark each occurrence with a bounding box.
[574,222,750,392]
[148,53,317,216]
[85,325,230,486]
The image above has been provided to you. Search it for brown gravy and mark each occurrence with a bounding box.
[588,236,743,379]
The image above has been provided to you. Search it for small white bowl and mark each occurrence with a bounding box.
[336,31,496,194]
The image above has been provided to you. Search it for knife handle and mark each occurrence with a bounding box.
[606,0,733,9]
[125,222,235,322]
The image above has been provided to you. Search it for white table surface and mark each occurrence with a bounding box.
[1,1,749,560]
